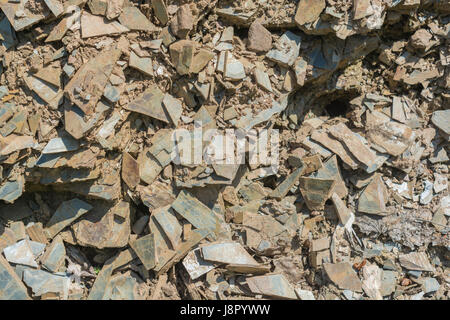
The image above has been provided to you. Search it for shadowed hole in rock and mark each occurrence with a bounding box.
[323,98,350,117]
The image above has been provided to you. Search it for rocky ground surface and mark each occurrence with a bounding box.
[0,0,449,300]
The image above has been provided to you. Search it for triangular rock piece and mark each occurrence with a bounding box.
[299,177,336,210]
[358,174,388,215]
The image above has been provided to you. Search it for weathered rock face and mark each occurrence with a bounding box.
[0,0,447,302]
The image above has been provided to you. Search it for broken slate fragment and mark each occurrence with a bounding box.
[270,165,305,200]
[431,109,450,139]
[323,262,362,292]
[162,93,183,126]
[0,255,30,299]
[81,12,129,38]
[357,174,388,215]
[247,21,272,53]
[129,51,153,77]
[40,236,65,273]
[399,252,434,272]
[42,136,79,154]
[130,233,156,270]
[3,239,38,268]
[45,198,93,239]
[170,4,193,39]
[153,206,183,249]
[152,0,169,25]
[124,85,170,123]
[23,268,69,298]
[299,177,336,211]
[328,122,377,169]
[65,48,122,115]
[295,0,325,25]
[122,152,140,189]
[266,31,301,67]
[182,248,215,280]
[254,68,272,92]
[201,242,259,266]
[118,6,156,31]
[171,190,218,237]
[169,40,194,75]
[246,274,297,299]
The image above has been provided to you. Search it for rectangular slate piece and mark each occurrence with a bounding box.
[171,190,218,234]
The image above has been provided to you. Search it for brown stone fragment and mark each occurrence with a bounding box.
[295,0,325,26]
[170,4,193,39]
[247,21,272,53]
[324,262,362,292]
[122,152,140,189]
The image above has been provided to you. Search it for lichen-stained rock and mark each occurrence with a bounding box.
[40,235,65,273]
[72,201,130,249]
[246,274,297,299]
[121,152,139,189]
[45,198,93,239]
[81,12,129,38]
[201,241,260,266]
[123,85,170,123]
[294,0,325,26]
[171,190,219,237]
[399,252,434,272]
[357,174,388,215]
[0,254,30,299]
[182,248,215,280]
[0,0,51,31]
[323,262,362,292]
[65,48,122,115]
[299,177,336,211]
[118,6,156,31]
[169,40,195,75]
[129,233,156,270]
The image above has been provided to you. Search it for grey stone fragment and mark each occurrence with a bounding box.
[42,136,79,154]
[45,199,93,239]
[423,277,440,294]
[3,239,38,267]
[0,255,30,299]
[266,31,301,66]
